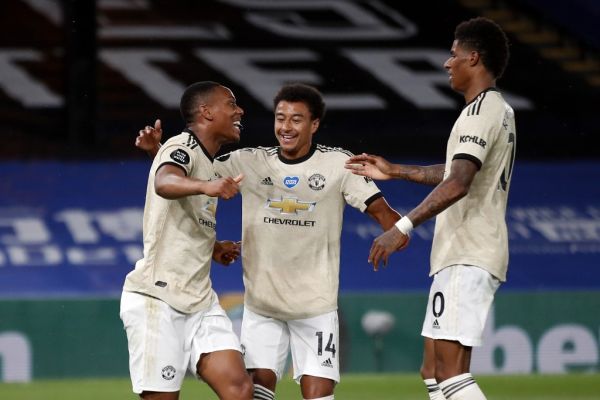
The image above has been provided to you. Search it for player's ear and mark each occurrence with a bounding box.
[469,50,480,67]
[199,103,213,121]
[310,118,320,134]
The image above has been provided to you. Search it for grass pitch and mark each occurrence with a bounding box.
[1,373,598,399]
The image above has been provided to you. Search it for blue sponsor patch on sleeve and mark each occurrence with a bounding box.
[170,149,190,165]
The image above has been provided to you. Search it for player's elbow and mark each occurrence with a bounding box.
[447,177,470,201]
[154,178,179,199]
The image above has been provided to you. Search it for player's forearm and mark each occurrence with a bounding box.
[406,176,468,227]
[155,175,206,199]
[366,197,401,230]
[393,164,445,185]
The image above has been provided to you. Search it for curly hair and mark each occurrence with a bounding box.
[273,83,326,121]
[180,81,221,124]
[455,17,510,79]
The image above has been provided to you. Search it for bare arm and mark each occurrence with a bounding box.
[367,158,478,268]
[365,197,401,231]
[406,158,478,227]
[155,164,243,200]
[392,164,445,186]
[345,153,444,186]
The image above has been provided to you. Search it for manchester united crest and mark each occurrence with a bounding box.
[308,173,326,191]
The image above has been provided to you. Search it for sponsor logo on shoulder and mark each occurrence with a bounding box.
[170,149,190,164]
[283,176,299,188]
[459,135,487,148]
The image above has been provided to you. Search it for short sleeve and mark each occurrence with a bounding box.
[156,143,195,176]
[341,166,382,212]
[452,103,502,169]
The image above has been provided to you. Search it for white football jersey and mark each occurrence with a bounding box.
[431,88,516,281]
[215,144,382,320]
[124,130,219,313]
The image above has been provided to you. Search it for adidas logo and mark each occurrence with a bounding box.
[321,358,333,368]
[261,176,273,185]
[433,319,440,329]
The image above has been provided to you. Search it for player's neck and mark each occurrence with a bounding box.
[186,125,221,157]
[463,75,495,104]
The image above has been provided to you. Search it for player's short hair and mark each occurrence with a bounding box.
[273,83,326,121]
[455,17,510,79]
[180,81,221,124]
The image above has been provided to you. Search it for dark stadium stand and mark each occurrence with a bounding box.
[0,0,598,159]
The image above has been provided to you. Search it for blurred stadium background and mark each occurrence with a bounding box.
[0,0,599,397]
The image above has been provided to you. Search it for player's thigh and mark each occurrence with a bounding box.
[190,303,251,399]
[189,301,243,375]
[288,310,340,384]
[241,307,290,380]
[120,291,187,394]
[421,265,500,347]
[197,349,251,400]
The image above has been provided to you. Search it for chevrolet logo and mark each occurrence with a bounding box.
[202,200,217,216]
[266,197,316,214]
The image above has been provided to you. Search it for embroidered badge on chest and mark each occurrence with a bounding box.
[308,173,326,191]
[283,176,299,188]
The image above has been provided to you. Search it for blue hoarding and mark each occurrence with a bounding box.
[0,159,599,298]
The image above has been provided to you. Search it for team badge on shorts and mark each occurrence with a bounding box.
[161,365,176,380]
[308,173,326,191]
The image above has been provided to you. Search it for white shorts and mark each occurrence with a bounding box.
[120,291,242,394]
[421,265,500,347]
[241,307,340,384]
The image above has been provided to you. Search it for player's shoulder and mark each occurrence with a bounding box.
[163,131,201,149]
[216,146,278,162]
[314,144,355,160]
[463,88,506,118]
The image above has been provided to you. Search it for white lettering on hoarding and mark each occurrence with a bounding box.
[0,331,32,382]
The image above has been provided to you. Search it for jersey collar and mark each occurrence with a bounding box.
[183,128,214,162]
[277,144,317,165]
[463,87,499,109]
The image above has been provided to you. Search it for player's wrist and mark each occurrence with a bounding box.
[395,216,413,236]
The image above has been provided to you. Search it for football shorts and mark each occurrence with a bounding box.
[241,307,340,383]
[421,264,501,347]
[120,290,241,394]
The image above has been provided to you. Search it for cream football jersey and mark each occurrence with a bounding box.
[430,88,516,281]
[124,129,219,313]
[215,144,382,320]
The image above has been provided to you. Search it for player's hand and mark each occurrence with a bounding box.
[368,226,410,271]
[213,240,241,266]
[345,153,394,180]
[203,174,244,199]
[136,119,163,155]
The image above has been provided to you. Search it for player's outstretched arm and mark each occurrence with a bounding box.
[364,197,409,271]
[135,119,163,157]
[213,240,241,266]
[155,164,244,200]
[346,153,445,186]
[368,159,477,269]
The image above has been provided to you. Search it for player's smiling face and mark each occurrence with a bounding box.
[444,40,472,94]
[209,85,244,144]
[274,100,319,160]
